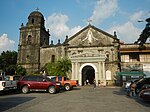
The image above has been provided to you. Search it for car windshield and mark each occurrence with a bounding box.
[46,77,52,82]
[136,78,145,83]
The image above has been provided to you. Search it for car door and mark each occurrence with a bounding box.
[28,76,39,89]
[36,76,48,89]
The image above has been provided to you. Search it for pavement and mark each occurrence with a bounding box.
[1,86,150,112]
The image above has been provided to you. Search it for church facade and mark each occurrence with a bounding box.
[18,10,150,86]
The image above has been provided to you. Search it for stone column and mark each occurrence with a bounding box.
[98,62,101,80]
[95,71,98,86]
[102,62,106,86]
[75,62,78,80]
[102,62,105,79]
[71,63,75,79]
[79,71,82,86]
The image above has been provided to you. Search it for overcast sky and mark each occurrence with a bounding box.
[0,0,150,53]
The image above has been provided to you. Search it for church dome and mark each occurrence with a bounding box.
[27,10,44,26]
[28,11,44,19]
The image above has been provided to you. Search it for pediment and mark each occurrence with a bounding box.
[65,25,117,47]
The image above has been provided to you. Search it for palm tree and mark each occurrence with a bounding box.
[55,58,71,77]
[46,58,71,77]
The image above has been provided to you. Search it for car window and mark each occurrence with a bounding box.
[5,76,10,81]
[37,76,44,82]
[58,77,62,81]
[13,76,20,80]
[22,76,37,81]
[29,76,37,81]
[64,77,69,81]
[46,78,51,81]
[51,77,56,82]
[64,77,67,81]
[22,76,29,81]
[0,77,2,81]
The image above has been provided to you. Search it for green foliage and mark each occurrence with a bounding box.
[46,58,71,77]
[46,62,57,75]
[16,65,26,76]
[0,50,17,74]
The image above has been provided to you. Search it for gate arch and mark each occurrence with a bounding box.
[79,63,98,86]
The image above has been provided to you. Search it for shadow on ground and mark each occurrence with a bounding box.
[0,96,35,112]
[113,87,126,96]
[113,87,150,107]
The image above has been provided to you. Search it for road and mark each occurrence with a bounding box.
[0,86,150,112]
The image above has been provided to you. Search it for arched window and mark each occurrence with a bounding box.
[27,35,32,44]
[51,55,55,63]
[32,18,34,24]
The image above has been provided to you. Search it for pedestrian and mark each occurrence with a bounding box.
[93,79,96,89]
[98,80,101,88]
[41,70,47,79]
[127,80,136,97]
[130,81,136,96]
[86,79,89,85]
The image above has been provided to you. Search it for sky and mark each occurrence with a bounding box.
[0,0,150,54]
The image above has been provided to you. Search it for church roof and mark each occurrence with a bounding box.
[67,24,116,42]
[28,11,44,19]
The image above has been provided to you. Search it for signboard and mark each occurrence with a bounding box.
[106,70,111,80]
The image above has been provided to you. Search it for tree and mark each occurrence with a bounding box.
[0,50,17,74]
[135,18,150,47]
[16,65,26,76]
[46,58,72,77]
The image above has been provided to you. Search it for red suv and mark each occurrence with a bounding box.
[17,75,60,94]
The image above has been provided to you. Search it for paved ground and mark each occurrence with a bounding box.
[0,86,150,112]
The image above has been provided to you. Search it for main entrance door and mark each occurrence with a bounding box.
[82,65,95,86]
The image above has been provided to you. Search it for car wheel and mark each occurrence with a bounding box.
[64,84,71,91]
[48,86,56,94]
[22,86,29,94]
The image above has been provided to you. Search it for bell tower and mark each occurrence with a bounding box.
[17,10,50,73]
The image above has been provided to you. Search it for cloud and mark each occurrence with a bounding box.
[107,10,150,43]
[130,11,144,22]
[46,13,69,38]
[0,34,15,53]
[107,22,141,43]
[89,0,118,25]
[46,13,82,43]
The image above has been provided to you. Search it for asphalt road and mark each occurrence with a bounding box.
[0,86,150,112]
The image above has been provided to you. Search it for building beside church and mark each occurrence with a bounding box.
[17,10,150,86]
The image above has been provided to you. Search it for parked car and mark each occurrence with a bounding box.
[48,76,78,91]
[139,88,150,101]
[17,75,60,94]
[141,84,150,90]
[0,75,20,92]
[134,77,150,94]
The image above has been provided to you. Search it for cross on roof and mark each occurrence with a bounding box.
[36,7,39,11]
[88,19,92,25]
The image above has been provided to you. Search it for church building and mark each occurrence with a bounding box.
[17,10,150,86]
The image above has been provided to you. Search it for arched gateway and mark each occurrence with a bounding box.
[70,52,106,86]
[80,64,97,85]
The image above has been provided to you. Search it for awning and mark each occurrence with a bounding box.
[117,72,146,76]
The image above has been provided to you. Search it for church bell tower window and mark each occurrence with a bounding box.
[32,18,34,24]
[27,35,32,44]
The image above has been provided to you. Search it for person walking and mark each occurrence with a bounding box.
[98,80,101,88]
